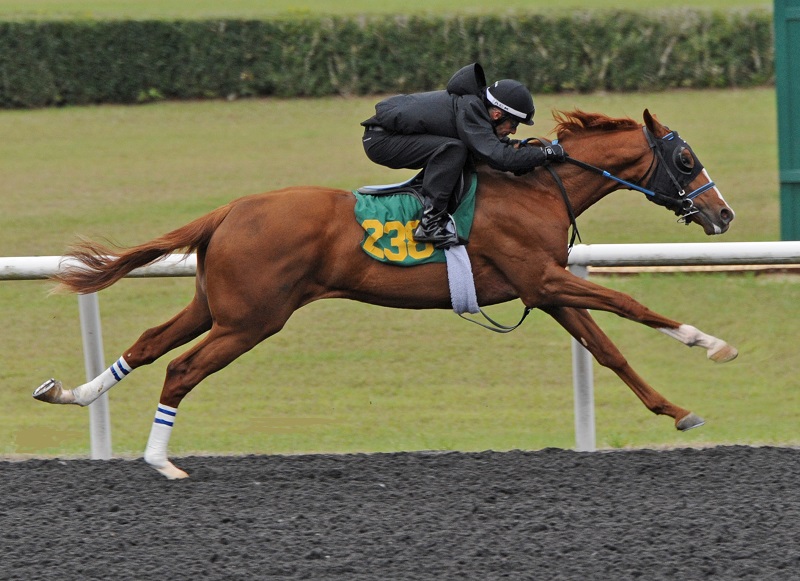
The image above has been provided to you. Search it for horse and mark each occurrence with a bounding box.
[33,109,737,479]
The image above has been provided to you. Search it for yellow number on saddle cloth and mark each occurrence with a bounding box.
[360,219,435,262]
[353,174,477,266]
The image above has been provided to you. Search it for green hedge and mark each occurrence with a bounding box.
[0,10,773,108]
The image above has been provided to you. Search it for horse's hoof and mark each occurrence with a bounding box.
[153,461,189,480]
[32,379,74,404]
[708,343,738,363]
[676,412,705,431]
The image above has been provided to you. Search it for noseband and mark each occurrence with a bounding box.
[561,127,716,223]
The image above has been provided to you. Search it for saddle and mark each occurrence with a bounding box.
[356,167,473,215]
[352,170,478,266]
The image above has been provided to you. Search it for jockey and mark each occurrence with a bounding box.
[361,62,567,248]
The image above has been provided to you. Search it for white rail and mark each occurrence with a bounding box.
[0,254,197,280]
[568,241,800,267]
[4,242,800,457]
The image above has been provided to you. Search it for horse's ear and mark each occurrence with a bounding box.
[643,109,665,135]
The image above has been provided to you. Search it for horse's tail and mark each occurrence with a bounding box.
[52,204,233,294]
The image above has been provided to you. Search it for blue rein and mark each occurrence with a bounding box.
[553,127,716,208]
[578,160,716,201]
[580,159,717,200]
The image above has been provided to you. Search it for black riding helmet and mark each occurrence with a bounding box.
[485,80,535,126]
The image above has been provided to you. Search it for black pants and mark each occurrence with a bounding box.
[362,128,468,212]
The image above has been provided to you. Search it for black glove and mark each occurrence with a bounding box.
[542,143,567,163]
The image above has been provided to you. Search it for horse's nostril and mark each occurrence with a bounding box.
[720,207,734,224]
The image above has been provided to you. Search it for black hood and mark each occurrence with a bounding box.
[446,63,486,97]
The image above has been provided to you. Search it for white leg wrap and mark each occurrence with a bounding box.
[658,324,717,348]
[658,324,737,362]
[144,405,177,468]
[144,404,188,479]
[71,357,132,406]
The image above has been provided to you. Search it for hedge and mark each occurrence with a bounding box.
[0,9,773,108]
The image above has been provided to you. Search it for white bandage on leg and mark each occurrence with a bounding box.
[144,404,178,469]
[658,324,714,349]
[71,357,132,406]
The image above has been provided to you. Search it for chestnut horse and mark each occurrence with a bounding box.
[34,109,736,479]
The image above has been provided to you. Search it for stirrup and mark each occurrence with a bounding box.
[413,219,459,249]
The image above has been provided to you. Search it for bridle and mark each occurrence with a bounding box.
[560,127,716,223]
[462,126,717,334]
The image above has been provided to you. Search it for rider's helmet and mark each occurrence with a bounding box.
[484,80,535,126]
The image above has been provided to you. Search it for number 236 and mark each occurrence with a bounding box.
[361,219,435,261]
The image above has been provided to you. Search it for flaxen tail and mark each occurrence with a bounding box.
[53,204,233,294]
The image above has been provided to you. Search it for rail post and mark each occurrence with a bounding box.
[568,264,596,452]
[78,292,112,460]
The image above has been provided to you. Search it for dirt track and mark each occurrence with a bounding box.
[1,446,798,580]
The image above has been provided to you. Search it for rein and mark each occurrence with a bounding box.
[545,164,582,249]
[562,127,717,221]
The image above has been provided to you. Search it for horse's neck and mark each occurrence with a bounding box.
[561,128,652,217]
[474,128,651,229]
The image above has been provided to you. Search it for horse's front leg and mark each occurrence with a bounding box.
[537,267,737,363]
[656,324,738,363]
[541,305,703,431]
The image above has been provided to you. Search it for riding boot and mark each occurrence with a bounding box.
[413,201,459,249]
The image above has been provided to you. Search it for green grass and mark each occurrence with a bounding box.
[0,0,772,21]
[1,87,796,459]
[4,275,798,457]
[0,88,779,256]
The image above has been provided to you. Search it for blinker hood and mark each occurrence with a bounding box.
[645,132,704,203]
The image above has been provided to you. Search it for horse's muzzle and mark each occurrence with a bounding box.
[694,203,735,235]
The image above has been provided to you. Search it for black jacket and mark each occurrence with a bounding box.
[361,63,546,173]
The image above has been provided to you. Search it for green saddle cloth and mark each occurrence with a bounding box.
[352,173,478,265]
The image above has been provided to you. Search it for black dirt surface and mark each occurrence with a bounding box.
[1,446,798,580]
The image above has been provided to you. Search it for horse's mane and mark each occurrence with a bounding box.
[554,109,640,140]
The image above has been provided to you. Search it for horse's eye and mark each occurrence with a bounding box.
[674,147,695,174]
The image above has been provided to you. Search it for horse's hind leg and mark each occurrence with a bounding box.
[542,305,703,431]
[33,294,213,407]
[124,294,213,368]
[143,321,278,479]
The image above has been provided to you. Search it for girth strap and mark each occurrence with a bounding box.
[459,306,533,333]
